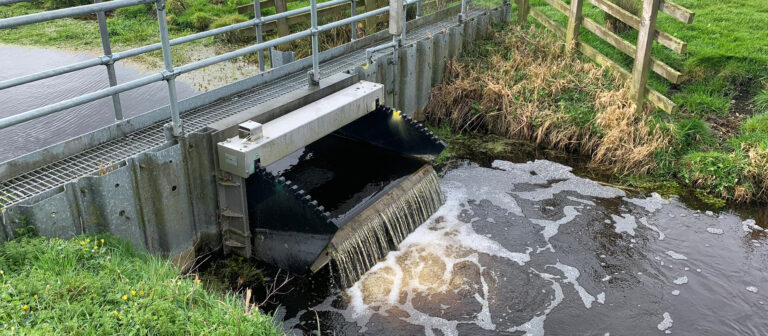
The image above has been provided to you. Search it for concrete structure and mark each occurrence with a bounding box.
[0,3,512,268]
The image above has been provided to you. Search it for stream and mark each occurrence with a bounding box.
[271,158,767,335]
[0,45,198,163]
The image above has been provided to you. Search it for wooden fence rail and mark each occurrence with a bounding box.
[517,0,694,113]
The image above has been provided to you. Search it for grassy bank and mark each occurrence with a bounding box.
[0,234,284,334]
[425,16,768,205]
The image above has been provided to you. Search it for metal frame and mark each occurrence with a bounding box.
[0,0,419,132]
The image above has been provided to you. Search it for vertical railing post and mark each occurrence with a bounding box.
[253,0,265,71]
[632,0,660,113]
[565,0,583,54]
[459,0,467,22]
[350,0,357,41]
[416,0,422,18]
[516,0,529,23]
[308,0,321,85]
[95,0,123,121]
[155,0,182,137]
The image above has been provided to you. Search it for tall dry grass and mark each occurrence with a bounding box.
[424,25,673,175]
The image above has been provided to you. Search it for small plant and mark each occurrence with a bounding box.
[210,14,251,43]
[752,88,768,113]
[680,151,752,202]
[675,118,713,154]
[191,12,214,31]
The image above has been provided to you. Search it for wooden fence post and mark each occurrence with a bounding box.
[516,0,529,23]
[565,0,583,53]
[631,0,660,113]
[274,0,290,37]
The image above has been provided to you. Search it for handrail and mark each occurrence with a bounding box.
[0,0,425,132]
[0,0,349,91]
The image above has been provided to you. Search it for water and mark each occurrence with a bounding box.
[331,169,444,288]
[0,45,198,163]
[277,159,768,335]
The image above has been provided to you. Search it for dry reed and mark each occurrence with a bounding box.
[424,25,673,175]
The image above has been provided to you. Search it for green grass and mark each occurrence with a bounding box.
[0,234,284,335]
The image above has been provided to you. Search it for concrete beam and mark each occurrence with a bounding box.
[217,81,385,178]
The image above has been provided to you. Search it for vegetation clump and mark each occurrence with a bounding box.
[0,234,284,335]
[425,25,673,175]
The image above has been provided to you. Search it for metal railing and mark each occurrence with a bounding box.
[0,0,461,136]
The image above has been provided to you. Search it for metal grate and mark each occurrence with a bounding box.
[0,12,472,208]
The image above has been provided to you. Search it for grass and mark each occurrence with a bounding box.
[0,233,284,335]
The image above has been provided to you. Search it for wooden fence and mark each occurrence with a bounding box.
[517,0,694,112]
[236,0,448,37]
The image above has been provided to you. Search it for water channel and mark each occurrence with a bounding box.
[0,45,198,163]
[269,156,767,335]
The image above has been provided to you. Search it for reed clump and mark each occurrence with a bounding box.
[424,25,672,175]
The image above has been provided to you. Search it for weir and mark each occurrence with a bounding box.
[0,0,511,282]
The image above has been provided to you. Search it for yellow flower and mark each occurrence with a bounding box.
[22,305,29,310]
[113,311,118,317]
[101,239,105,244]
[86,238,91,243]
[94,246,99,250]
[194,279,201,285]
[79,241,85,246]
[46,285,50,289]
[131,290,136,296]
[122,295,128,301]
[139,290,145,296]
[33,295,38,300]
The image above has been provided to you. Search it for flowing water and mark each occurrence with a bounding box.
[0,45,198,163]
[331,170,445,288]
[276,159,768,335]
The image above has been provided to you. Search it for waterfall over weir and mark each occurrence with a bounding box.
[330,168,445,288]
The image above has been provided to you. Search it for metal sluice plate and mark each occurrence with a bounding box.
[0,12,470,208]
[245,106,445,273]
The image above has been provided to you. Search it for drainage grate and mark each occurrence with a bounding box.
[0,10,480,208]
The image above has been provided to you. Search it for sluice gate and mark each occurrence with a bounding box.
[213,79,445,279]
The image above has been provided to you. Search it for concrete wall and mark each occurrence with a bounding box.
[0,5,511,265]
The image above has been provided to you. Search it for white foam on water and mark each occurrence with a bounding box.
[530,206,583,252]
[597,292,605,304]
[548,262,596,309]
[601,275,612,282]
[639,217,666,240]
[673,276,689,285]
[500,160,625,202]
[624,193,667,212]
[742,219,763,232]
[666,251,688,260]
[746,286,759,293]
[657,312,674,331]
[671,290,680,296]
[706,228,724,235]
[611,214,638,235]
